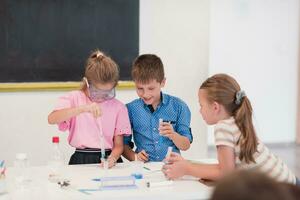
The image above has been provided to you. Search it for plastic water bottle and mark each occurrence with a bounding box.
[14,153,30,188]
[48,136,64,182]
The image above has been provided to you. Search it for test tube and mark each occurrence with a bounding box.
[159,118,163,135]
[164,147,172,164]
[95,118,106,160]
[101,158,108,170]
[159,118,163,127]
[100,136,108,170]
[100,136,105,160]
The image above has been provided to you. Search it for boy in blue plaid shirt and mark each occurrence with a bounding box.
[123,54,193,162]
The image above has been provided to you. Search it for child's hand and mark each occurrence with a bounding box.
[100,156,116,168]
[136,150,149,162]
[165,152,184,164]
[159,122,176,139]
[107,156,117,168]
[82,102,102,118]
[162,159,189,179]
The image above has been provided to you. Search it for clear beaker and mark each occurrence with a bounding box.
[14,153,30,188]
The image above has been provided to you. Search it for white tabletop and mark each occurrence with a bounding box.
[1,162,213,200]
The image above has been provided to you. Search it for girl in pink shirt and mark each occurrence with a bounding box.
[48,49,131,167]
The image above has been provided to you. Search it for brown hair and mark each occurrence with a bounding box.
[211,170,295,200]
[200,74,258,163]
[131,54,164,83]
[81,49,119,90]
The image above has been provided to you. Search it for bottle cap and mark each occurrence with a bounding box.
[16,153,27,160]
[52,136,59,143]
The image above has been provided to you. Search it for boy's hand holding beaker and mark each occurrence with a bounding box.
[159,121,176,139]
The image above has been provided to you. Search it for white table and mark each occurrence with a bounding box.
[1,162,213,200]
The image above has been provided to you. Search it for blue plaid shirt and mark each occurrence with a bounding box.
[124,93,192,161]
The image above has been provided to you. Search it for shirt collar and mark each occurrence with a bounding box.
[141,92,167,111]
[161,92,167,105]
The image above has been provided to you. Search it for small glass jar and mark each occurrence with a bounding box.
[14,153,30,187]
[0,176,6,194]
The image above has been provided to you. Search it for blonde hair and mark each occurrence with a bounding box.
[200,74,258,163]
[81,49,119,90]
[131,54,164,84]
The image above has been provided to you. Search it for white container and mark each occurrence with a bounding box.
[0,178,6,194]
[14,153,30,187]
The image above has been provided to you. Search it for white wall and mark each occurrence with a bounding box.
[207,0,300,145]
[139,0,209,160]
[1,0,299,166]
[0,0,209,166]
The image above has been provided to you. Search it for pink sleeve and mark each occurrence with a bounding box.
[54,93,74,131]
[114,105,131,136]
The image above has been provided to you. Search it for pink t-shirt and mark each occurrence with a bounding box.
[54,90,131,149]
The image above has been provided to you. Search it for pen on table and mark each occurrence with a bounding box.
[143,166,151,171]
[164,146,173,164]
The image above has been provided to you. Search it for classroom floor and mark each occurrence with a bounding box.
[207,142,300,178]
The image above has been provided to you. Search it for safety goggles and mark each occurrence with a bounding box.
[85,78,115,102]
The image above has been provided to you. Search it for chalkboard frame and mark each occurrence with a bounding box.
[0,81,135,92]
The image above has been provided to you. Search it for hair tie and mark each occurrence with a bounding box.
[235,90,246,105]
[96,52,103,58]
[92,52,105,60]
